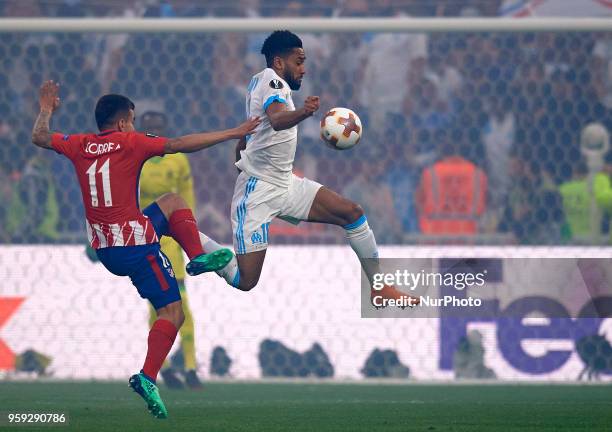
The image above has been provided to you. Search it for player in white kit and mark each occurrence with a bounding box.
[200,30,417,306]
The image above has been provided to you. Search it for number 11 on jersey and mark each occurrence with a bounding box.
[86,158,113,207]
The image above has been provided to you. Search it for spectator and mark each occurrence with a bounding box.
[358,5,428,133]
[84,0,147,92]
[415,135,488,236]
[427,35,465,105]
[0,149,13,243]
[498,144,565,244]
[55,0,85,17]
[559,159,600,243]
[3,0,44,17]
[592,33,612,130]
[453,330,496,379]
[6,148,60,243]
[143,1,176,17]
[343,143,403,244]
[402,72,453,140]
[594,150,612,243]
[385,129,421,234]
[482,94,516,221]
[169,0,208,17]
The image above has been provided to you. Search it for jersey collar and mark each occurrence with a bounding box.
[97,129,118,136]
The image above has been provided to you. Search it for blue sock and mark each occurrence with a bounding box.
[232,269,241,288]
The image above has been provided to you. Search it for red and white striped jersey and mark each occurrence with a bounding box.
[51,130,168,249]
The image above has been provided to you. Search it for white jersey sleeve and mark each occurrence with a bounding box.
[236,68,298,188]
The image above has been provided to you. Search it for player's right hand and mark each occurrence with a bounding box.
[235,116,262,137]
[303,96,320,116]
[39,80,61,113]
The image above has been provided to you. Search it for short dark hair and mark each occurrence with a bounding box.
[261,30,302,68]
[94,94,135,131]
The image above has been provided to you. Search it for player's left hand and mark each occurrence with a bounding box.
[235,116,262,137]
[39,80,61,113]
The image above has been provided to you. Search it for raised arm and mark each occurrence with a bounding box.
[266,96,319,131]
[164,117,261,154]
[32,80,61,149]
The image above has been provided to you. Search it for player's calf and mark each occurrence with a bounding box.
[234,276,259,292]
[155,192,189,220]
[233,251,267,291]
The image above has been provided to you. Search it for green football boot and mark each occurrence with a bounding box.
[186,248,234,276]
[128,373,168,419]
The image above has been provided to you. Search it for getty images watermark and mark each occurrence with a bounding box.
[371,269,486,309]
[362,258,612,319]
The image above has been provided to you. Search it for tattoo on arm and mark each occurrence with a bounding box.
[32,110,53,149]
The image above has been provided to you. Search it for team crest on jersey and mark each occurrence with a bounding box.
[269,79,283,90]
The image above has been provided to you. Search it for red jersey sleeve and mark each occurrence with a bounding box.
[129,132,168,161]
[51,133,83,159]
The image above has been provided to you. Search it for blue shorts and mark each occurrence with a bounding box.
[96,204,180,309]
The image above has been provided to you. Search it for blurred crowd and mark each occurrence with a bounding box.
[0,0,507,19]
[2,0,611,19]
[1,0,612,246]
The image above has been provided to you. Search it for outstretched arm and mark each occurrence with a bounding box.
[164,117,261,154]
[32,80,61,149]
[266,96,319,131]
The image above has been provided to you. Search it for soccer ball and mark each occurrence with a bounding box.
[320,107,362,150]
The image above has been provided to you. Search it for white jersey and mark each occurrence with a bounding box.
[236,68,297,188]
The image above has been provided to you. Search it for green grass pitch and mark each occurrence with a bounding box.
[1,381,611,431]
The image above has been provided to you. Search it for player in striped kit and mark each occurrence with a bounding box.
[31,80,260,418]
[198,31,419,308]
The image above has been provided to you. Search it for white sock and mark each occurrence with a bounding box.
[199,232,240,288]
[344,215,381,287]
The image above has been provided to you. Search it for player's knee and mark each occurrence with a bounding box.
[342,202,364,226]
[156,192,187,217]
[175,310,186,328]
[158,301,185,328]
[169,308,185,328]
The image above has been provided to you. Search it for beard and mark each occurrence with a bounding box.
[284,73,302,91]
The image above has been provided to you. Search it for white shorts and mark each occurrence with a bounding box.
[231,172,322,254]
